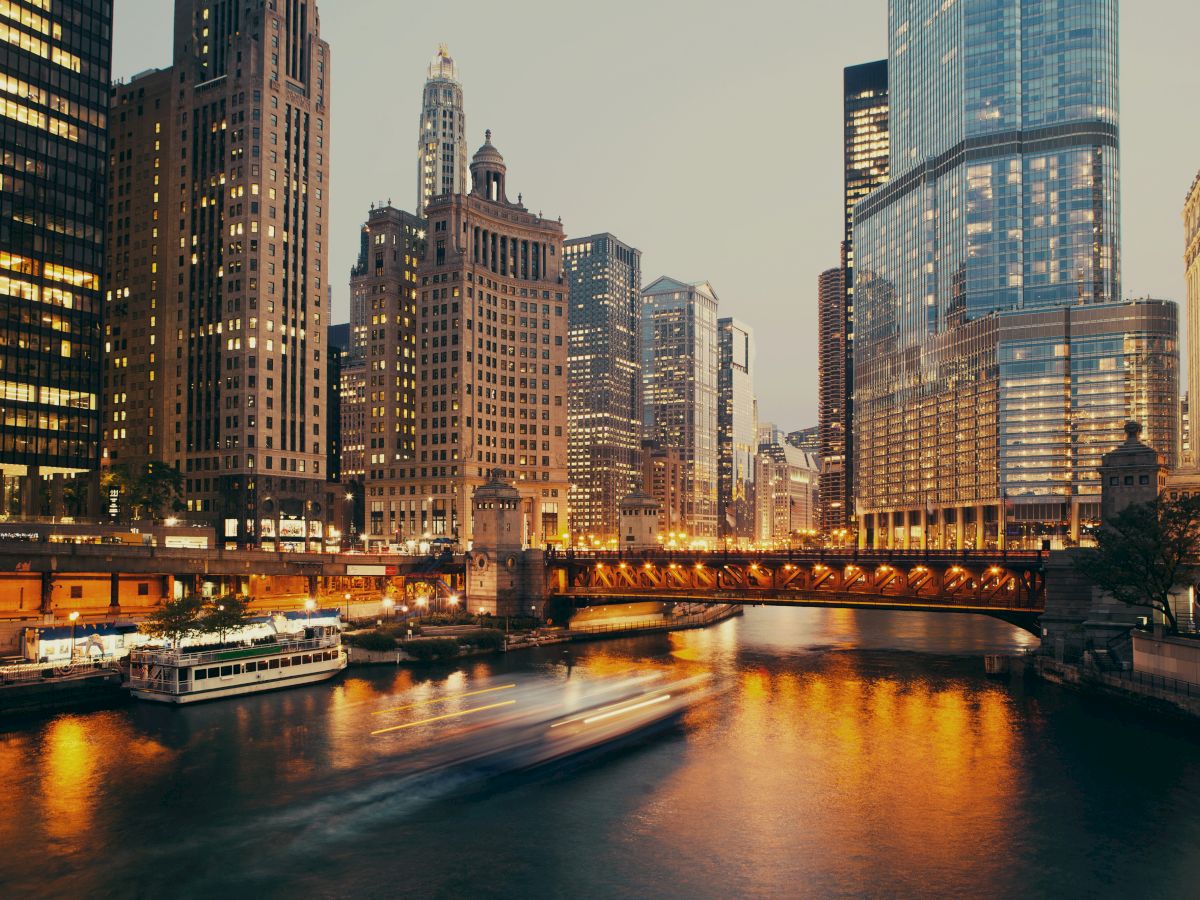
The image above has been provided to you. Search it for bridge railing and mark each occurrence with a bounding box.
[548,547,1046,565]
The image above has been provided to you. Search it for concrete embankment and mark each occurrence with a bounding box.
[1036,656,1200,721]
[0,668,127,718]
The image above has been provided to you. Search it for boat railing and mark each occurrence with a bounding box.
[0,657,116,685]
[130,633,340,667]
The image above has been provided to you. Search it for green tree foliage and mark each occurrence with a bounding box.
[199,596,251,644]
[1078,494,1200,634]
[103,461,184,521]
[141,595,204,647]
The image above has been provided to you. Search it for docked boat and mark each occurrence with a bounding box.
[126,626,346,704]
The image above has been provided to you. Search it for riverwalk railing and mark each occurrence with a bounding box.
[1113,669,1200,699]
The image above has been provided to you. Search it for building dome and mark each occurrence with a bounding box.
[472,130,505,168]
[471,130,508,203]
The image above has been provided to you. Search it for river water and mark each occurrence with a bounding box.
[3,607,1200,899]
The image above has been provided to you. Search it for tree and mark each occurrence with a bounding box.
[103,461,184,522]
[141,595,204,647]
[199,596,251,644]
[1077,493,1200,634]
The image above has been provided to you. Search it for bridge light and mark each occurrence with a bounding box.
[695,562,705,570]
[619,562,628,569]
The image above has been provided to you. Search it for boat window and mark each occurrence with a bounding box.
[268,658,280,669]
[257,661,269,671]
[302,654,313,665]
[196,669,208,680]
[208,667,220,678]
[221,665,234,677]
[281,657,291,667]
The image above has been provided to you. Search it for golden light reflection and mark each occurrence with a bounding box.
[40,718,97,842]
[642,656,1022,882]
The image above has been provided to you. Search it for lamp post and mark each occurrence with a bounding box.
[68,611,79,662]
[304,597,316,623]
[382,596,395,621]
[343,591,351,623]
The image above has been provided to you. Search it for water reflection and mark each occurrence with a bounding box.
[0,608,1198,899]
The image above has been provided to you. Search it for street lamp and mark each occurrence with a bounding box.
[304,597,317,622]
[382,596,395,620]
[68,611,79,661]
[447,594,460,609]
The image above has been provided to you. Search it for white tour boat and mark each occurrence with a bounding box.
[126,626,347,704]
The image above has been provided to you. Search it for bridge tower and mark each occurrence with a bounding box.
[465,471,547,617]
[619,490,661,550]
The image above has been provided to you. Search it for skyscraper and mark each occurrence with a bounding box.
[1184,171,1200,469]
[349,204,423,544]
[641,277,719,544]
[564,233,642,543]
[819,60,889,539]
[718,317,756,542]
[854,0,1178,550]
[104,0,332,548]
[404,131,569,545]
[755,441,820,547]
[417,45,466,218]
[816,261,847,533]
[0,0,112,516]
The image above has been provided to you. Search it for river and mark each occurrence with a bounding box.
[3,607,1200,898]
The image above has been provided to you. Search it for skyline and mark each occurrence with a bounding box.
[110,0,1200,428]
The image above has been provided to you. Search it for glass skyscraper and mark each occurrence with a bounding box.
[854,0,1178,550]
[564,233,642,543]
[0,0,112,514]
[718,317,756,542]
[641,277,719,544]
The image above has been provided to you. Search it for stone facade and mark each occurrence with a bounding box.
[404,134,569,545]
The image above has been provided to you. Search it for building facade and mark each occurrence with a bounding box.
[641,276,719,544]
[1184,172,1200,469]
[853,0,1176,550]
[640,439,686,544]
[564,233,642,543]
[401,132,569,546]
[416,45,466,219]
[818,60,889,538]
[105,68,172,476]
[787,426,820,456]
[717,317,756,542]
[1,0,113,515]
[816,261,847,532]
[349,204,423,544]
[103,0,332,548]
[755,441,820,547]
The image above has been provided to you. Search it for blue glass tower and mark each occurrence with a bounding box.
[854,0,1178,550]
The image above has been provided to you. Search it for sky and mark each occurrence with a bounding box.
[111,0,1200,429]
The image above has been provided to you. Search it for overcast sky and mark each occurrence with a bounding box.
[111,0,1200,429]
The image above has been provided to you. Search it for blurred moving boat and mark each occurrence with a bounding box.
[375,673,715,776]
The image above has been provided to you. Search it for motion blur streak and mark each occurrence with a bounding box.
[371,683,516,716]
[370,699,518,735]
[582,694,672,725]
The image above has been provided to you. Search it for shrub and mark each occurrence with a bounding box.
[462,630,504,651]
[401,637,460,661]
[346,631,396,652]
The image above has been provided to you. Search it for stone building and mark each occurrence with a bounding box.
[401,132,569,546]
[104,0,333,549]
[349,205,423,545]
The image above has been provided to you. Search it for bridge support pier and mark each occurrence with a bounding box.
[40,571,52,615]
[110,573,119,609]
